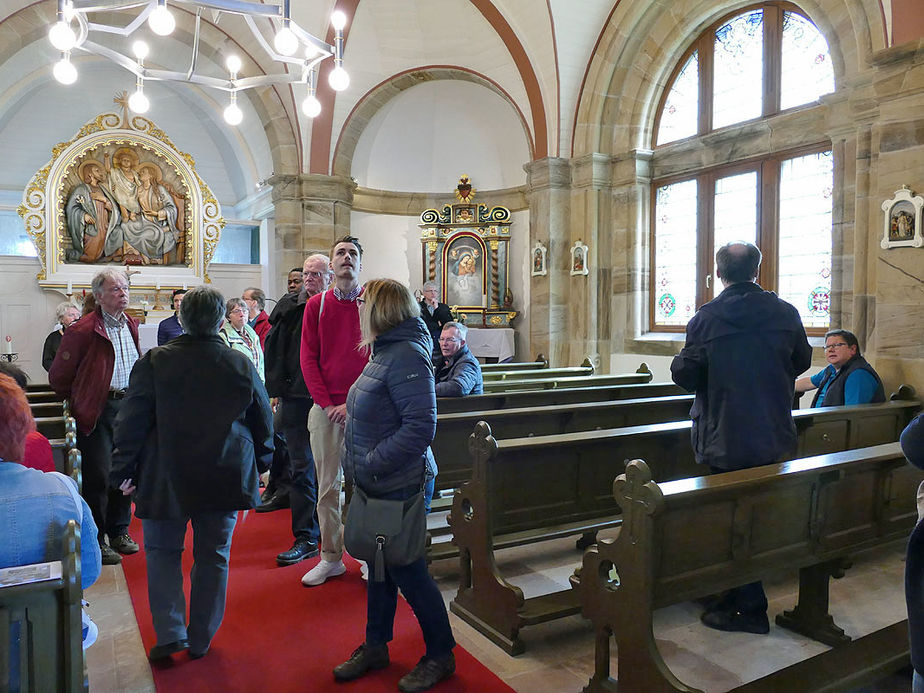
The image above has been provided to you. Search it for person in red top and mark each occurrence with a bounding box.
[49,268,141,565]
[0,362,54,473]
[242,287,271,349]
[299,235,368,587]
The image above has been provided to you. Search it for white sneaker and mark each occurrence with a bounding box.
[301,559,346,587]
[360,561,368,581]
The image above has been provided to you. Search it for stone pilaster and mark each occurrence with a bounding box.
[524,157,571,366]
[269,173,357,296]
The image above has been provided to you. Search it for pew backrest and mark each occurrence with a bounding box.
[480,354,548,373]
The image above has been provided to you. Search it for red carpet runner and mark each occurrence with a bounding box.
[121,509,513,692]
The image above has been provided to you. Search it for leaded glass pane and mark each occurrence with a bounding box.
[713,172,758,258]
[713,10,763,129]
[657,51,699,146]
[654,179,698,326]
[778,151,833,329]
[780,12,834,111]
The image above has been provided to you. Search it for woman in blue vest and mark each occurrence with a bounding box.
[795,329,885,406]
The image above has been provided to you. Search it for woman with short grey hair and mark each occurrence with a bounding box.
[219,297,264,381]
[42,301,82,371]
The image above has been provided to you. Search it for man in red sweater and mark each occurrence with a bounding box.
[299,236,368,586]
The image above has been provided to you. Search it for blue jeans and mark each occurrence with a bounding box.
[142,511,237,653]
[364,486,454,659]
[281,397,320,544]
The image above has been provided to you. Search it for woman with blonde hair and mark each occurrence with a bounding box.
[335,278,455,692]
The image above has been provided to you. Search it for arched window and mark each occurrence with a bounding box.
[650,3,834,333]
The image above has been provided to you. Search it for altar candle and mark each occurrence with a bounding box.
[183,282,188,290]
[3,336,12,355]
[66,280,72,295]
[156,281,161,291]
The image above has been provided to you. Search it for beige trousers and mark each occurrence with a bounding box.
[308,404,344,562]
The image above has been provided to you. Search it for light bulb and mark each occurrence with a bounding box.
[224,102,243,125]
[49,21,77,51]
[128,89,150,113]
[331,10,347,31]
[132,40,150,60]
[328,66,349,91]
[226,54,242,74]
[148,4,175,36]
[274,26,298,56]
[301,94,321,118]
[53,57,77,85]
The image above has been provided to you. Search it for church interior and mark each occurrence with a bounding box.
[1,0,923,691]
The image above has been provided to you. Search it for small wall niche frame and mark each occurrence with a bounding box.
[570,240,589,276]
[881,186,924,249]
[531,241,547,276]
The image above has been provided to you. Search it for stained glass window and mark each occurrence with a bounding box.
[714,172,758,251]
[781,12,835,110]
[713,11,764,129]
[778,151,833,328]
[654,180,698,326]
[657,51,699,145]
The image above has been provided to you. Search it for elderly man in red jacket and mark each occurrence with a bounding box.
[50,268,140,565]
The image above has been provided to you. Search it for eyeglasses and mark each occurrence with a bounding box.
[304,271,326,278]
[824,342,849,351]
[439,337,460,344]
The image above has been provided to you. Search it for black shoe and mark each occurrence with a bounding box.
[398,653,456,692]
[276,538,320,566]
[260,484,276,503]
[111,533,139,555]
[333,643,390,681]
[255,492,290,513]
[189,647,209,660]
[701,609,770,635]
[149,639,189,661]
[99,543,122,565]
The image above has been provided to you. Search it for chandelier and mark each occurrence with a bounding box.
[47,0,349,124]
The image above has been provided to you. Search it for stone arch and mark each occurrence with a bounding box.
[572,0,885,159]
[331,66,535,178]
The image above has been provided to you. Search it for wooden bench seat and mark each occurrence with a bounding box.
[575,443,922,692]
[437,377,680,415]
[30,401,66,419]
[445,396,920,654]
[25,390,62,404]
[481,355,548,373]
[481,369,650,394]
[0,520,86,692]
[481,358,594,382]
[34,416,74,440]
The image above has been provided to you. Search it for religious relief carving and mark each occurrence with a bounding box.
[19,91,223,295]
[419,176,516,327]
[881,186,924,249]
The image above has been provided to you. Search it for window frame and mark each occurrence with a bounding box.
[648,2,834,336]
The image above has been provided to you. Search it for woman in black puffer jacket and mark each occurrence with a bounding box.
[334,279,455,693]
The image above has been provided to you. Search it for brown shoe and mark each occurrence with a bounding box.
[398,653,455,692]
[99,543,122,565]
[111,533,139,555]
[333,643,389,681]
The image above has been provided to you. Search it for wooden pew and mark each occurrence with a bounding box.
[481,357,594,382]
[482,369,650,394]
[481,354,548,373]
[30,401,66,419]
[433,394,694,493]
[26,390,62,404]
[445,397,920,654]
[437,374,676,415]
[35,416,69,439]
[0,520,86,693]
[575,445,921,693]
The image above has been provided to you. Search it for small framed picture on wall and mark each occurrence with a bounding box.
[570,240,589,276]
[881,186,924,249]
[531,241,547,276]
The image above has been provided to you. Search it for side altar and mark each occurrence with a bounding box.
[418,177,517,327]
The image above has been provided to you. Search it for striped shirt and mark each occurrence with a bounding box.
[102,311,139,390]
[333,284,362,302]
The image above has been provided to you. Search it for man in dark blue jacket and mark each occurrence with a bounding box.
[434,322,483,397]
[671,241,812,635]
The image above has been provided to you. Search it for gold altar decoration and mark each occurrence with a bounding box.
[419,177,516,327]
[19,92,224,294]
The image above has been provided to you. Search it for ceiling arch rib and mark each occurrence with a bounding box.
[331,66,535,179]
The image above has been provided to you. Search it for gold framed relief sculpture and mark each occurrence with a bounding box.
[19,93,224,294]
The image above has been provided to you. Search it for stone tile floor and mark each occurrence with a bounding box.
[84,520,914,692]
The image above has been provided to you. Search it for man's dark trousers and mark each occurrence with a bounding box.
[77,398,132,544]
[282,397,320,544]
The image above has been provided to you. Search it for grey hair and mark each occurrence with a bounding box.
[304,253,331,272]
[91,268,129,298]
[55,301,78,321]
[422,281,438,292]
[179,285,225,337]
[243,287,266,310]
[225,297,246,318]
[442,321,467,340]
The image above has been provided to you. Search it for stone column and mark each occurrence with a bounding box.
[269,173,357,296]
[524,157,571,365]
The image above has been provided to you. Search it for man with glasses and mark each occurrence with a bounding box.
[262,254,332,567]
[419,281,453,358]
[795,329,885,407]
[671,241,812,635]
[299,236,368,586]
[434,321,483,397]
[50,268,141,565]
